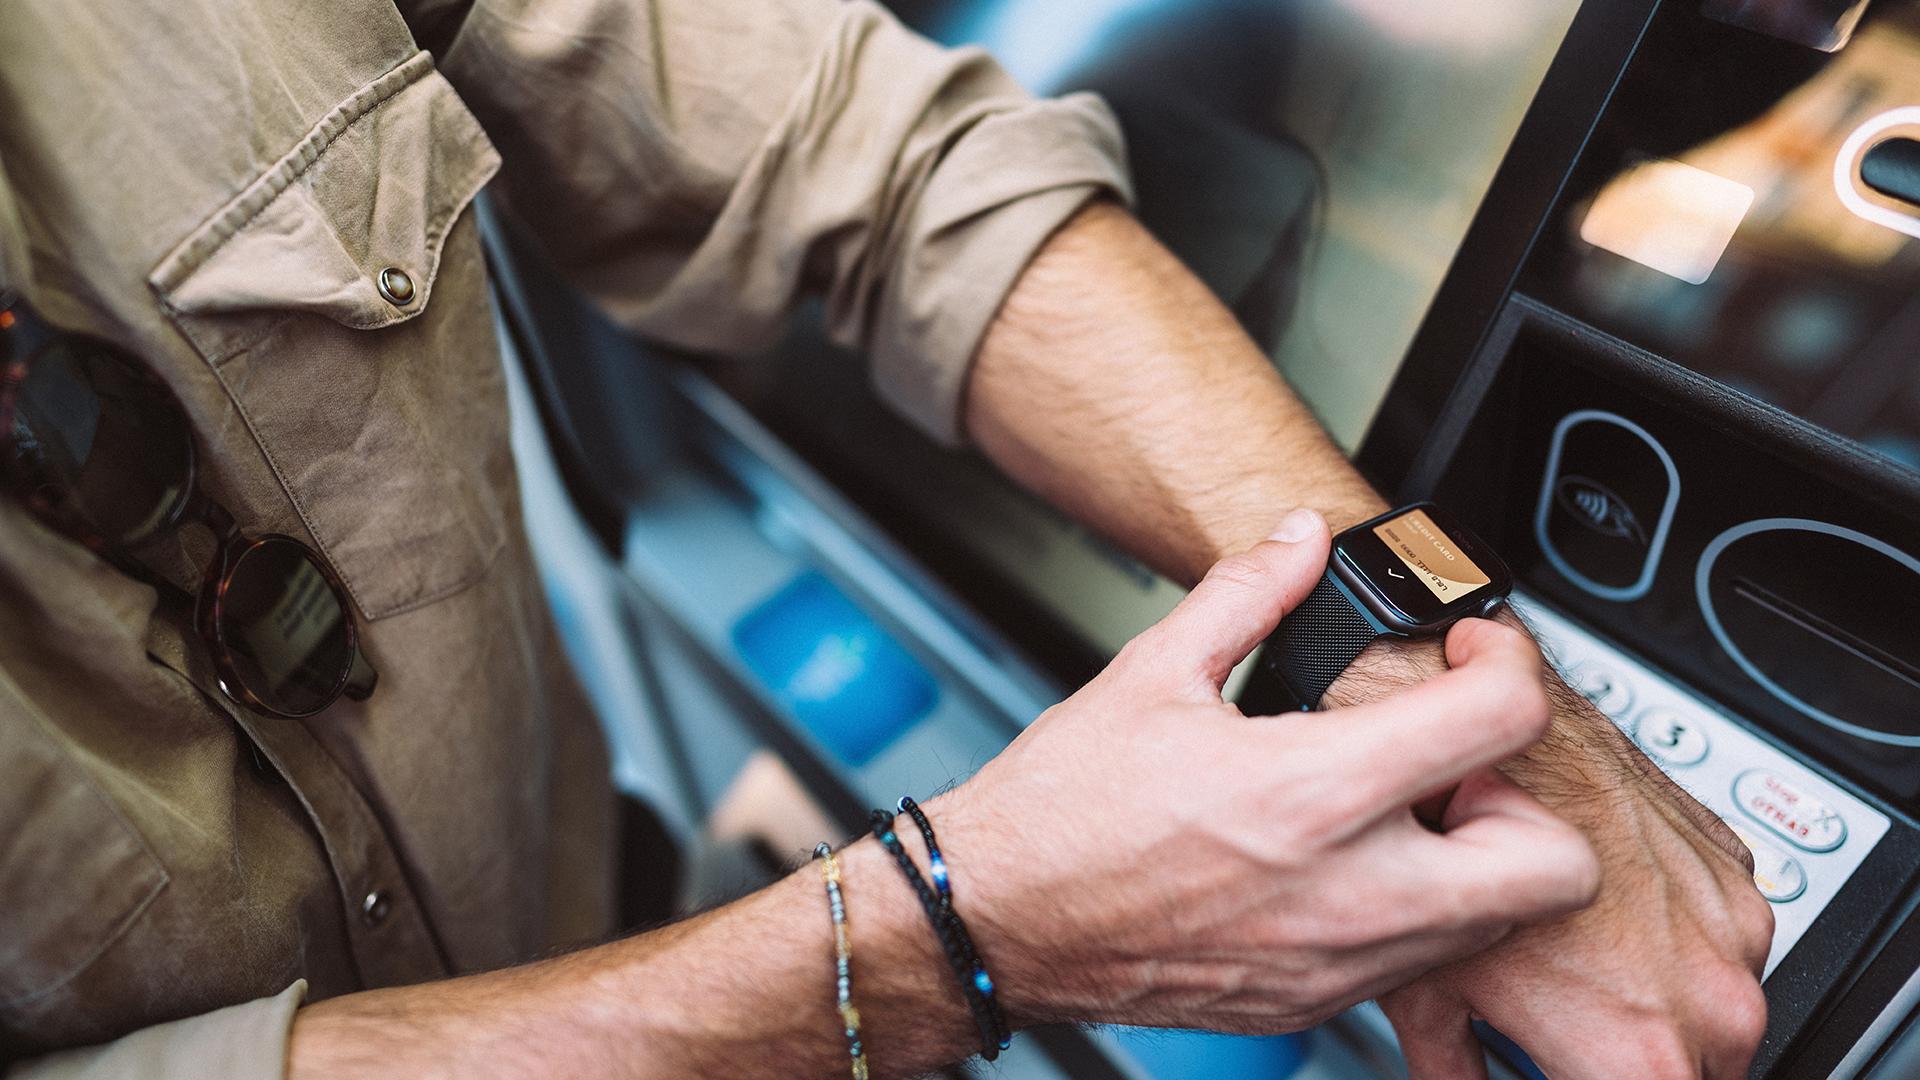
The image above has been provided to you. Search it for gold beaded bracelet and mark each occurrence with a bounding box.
[815,843,869,1080]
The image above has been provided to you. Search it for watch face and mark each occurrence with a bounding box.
[1333,504,1514,630]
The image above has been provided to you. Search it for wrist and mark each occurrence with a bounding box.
[1318,609,1643,789]
[888,788,1066,1029]
[828,835,990,1058]
[1195,494,1391,587]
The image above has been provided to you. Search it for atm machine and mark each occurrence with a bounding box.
[489,0,1920,1076]
[1341,2,1920,1075]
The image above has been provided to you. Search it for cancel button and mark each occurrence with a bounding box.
[1735,769,1847,853]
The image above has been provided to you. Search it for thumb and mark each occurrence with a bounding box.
[1129,508,1331,695]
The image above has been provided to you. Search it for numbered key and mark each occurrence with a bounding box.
[1636,708,1709,766]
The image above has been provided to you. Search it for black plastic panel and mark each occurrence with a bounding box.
[1423,300,1920,1076]
[1435,303,1920,813]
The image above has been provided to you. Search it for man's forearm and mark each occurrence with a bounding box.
[286,839,977,1079]
[966,201,1643,775]
[966,200,1387,585]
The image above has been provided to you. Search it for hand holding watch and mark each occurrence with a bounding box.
[1262,503,1514,709]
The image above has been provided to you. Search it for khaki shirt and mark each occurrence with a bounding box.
[0,0,1126,1073]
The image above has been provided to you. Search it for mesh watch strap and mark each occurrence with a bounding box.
[1267,572,1382,709]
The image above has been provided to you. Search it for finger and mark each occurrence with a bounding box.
[1276,620,1551,812]
[1127,508,1330,694]
[1408,770,1602,927]
[1381,987,1490,1080]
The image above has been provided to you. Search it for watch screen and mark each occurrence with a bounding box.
[1334,504,1511,629]
[1372,507,1493,604]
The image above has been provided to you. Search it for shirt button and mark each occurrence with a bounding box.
[361,890,392,926]
[376,267,416,307]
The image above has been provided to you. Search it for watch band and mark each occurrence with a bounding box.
[1267,572,1383,709]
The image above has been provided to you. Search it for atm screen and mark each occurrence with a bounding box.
[1519,1,1920,475]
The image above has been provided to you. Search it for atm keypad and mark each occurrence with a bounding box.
[1519,596,1889,975]
[1734,770,1848,853]
[1636,708,1710,766]
[1568,664,1635,721]
[1730,824,1809,904]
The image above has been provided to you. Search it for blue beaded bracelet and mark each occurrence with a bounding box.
[896,796,950,908]
[872,803,1011,1058]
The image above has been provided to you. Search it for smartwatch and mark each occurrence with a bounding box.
[1262,502,1513,709]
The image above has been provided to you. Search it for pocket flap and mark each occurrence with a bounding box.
[149,51,500,361]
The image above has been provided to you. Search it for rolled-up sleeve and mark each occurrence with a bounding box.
[0,162,28,299]
[7,982,305,1080]
[413,0,1131,443]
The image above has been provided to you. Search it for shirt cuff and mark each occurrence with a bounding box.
[868,91,1132,446]
[10,982,307,1080]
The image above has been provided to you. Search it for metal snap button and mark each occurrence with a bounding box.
[376,267,416,307]
[361,889,392,926]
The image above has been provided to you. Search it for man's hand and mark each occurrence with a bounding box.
[1351,647,1777,1079]
[966,201,1775,1075]
[925,511,1600,1033]
[285,513,1596,1080]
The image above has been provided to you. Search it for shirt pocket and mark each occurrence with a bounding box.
[0,687,168,1010]
[149,51,508,619]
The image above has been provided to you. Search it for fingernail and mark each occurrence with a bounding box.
[1269,508,1322,543]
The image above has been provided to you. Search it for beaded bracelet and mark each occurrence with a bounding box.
[814,844,870,1080]
[896,796,950,909]
[895,798,1008,1052]
[870,806,1011,1059]
[869,810,997,1056]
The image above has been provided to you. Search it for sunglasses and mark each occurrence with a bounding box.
[0,294,377,718]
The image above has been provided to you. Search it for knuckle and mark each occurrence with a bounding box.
[1728,838,1759,877]
[1105,635,1179,692]
[1627,1028,1697,1079]
[1424,885,1488,937]
[1716,973,1769,1053]
[1732,888,1776,952]
[1206,551,1276,595]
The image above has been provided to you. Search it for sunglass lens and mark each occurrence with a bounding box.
[215,538,356,716]
[8,338,192,545]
